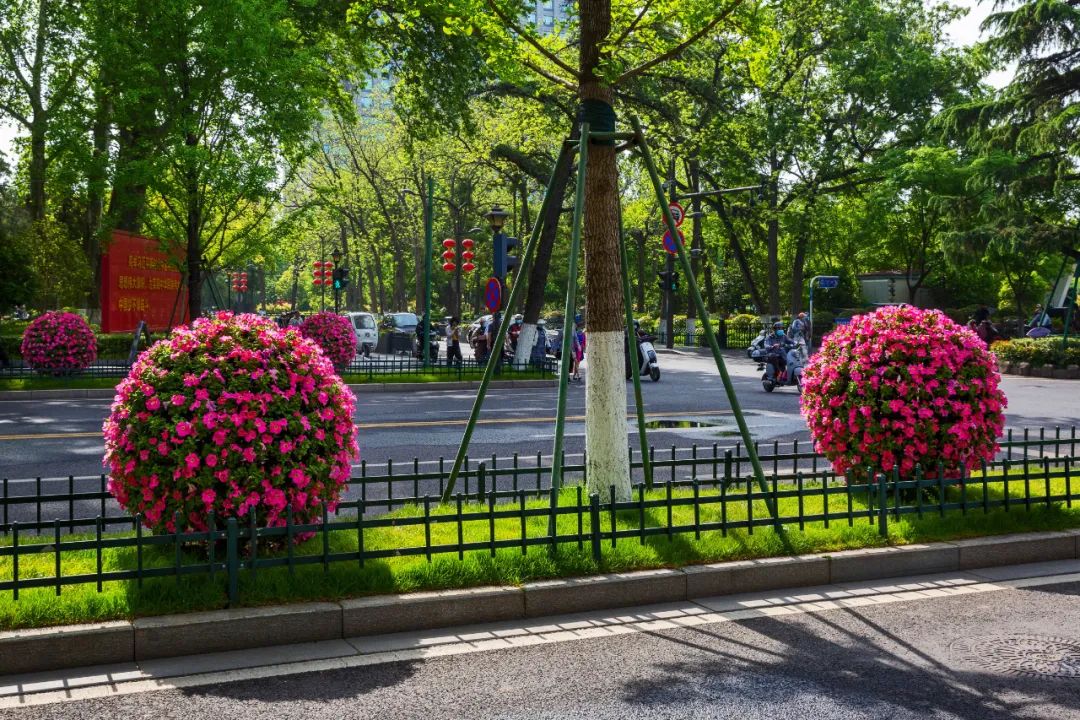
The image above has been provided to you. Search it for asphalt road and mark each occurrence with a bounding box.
[1,351,1077,482]
[3,574,1079,719]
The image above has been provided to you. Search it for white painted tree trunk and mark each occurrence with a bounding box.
[585,331,631,500]
[514,323,538,366]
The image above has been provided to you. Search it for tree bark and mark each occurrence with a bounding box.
[766,161,781,315]
[580,0,630,500]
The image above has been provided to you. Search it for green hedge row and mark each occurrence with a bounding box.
[0,332,153,361]
[993,337,1080,369]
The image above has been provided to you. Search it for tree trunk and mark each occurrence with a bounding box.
[635,230,645,312]
[789,231,808,314]
[580,0,630,500]
[28,121,47,223]
[766,169,781,316]
[516,128,576,365]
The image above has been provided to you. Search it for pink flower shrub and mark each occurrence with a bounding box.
[800,306,1006,479]
[299,312,357,369]
[104,312,359,537]
[20,311,97,372]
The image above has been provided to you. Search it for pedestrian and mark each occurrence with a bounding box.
[789,312,808,344]
[474,317,490,363]
[973,304,991,324]
[570,316,585,382]
[446,317,463,366]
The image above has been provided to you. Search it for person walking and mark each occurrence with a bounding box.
[570,316,586,382]
[446,317,463,366]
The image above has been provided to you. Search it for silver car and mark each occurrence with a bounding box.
[345,311,378,357]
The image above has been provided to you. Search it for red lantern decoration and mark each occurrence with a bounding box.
[442,238,456,248]
[312,261,322,269]
[441,249,455,260]
[462,238,474,249]
[461,250,474,261]
[462,262,475,273]
[442,262,456,272]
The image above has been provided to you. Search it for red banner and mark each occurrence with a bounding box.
[100,230,187,333]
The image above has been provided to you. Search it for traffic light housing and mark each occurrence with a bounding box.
[494,234,519,280]
[332,266,350,290]
[657,270,679,292]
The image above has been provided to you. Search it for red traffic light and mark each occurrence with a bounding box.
[462,262,475,273]
[442,262,456,272]
[462,238,474,249]
[462,250,474,261]
[442,238,456,248]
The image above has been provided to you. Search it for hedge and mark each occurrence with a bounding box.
[1,331,152,361]
[992,336,1080,369]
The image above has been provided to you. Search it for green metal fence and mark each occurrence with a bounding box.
[1,431,1077,607]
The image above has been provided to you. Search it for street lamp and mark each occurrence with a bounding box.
[483,206,510,232]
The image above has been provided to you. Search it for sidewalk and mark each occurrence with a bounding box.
[3,550,1079,708]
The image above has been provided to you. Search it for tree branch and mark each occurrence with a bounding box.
[522,58,577,91]
[610,0,658,49]
[484,0,580,80]
[615,0,744,85]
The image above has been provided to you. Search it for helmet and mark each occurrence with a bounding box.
[513,314,523,322]
[773,321,784,330]
[633,319,641,329]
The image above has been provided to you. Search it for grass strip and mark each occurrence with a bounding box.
[2,472,1077,630]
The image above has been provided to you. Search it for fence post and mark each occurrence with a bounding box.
[877,473,889,537]
[589,493,602,563]
[226,517,239,607]
[477,462,486,501]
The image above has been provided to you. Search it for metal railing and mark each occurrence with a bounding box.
[1,427,1076,608]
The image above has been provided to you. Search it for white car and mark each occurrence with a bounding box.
[345,311,378,357]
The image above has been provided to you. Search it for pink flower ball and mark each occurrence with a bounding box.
[299,312,357,370]
[103,312,359,537]
[20,311,97,372]
[800,306,1006,480]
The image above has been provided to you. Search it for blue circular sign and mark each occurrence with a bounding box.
[662,229,684,255]
[484,277,502,313]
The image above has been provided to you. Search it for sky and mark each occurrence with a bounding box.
[0,0,1010,171]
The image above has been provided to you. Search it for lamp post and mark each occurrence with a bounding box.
[484,205,510,371]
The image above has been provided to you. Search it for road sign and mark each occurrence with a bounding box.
[484,277,502,313]
[667,201,685,227]
[662,229,684,255]
[817,276,840,289]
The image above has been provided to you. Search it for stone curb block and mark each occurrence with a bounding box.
[524,569,686,617]
[953,531,1076,569]
[133,602,342,660]
[6,531,1080,674]
[0,621,133,675]
[684,555,829,598]
[341,586,524,637]
[827,544,959,583]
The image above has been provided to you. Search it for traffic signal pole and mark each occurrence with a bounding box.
[666,160,677,349]
[423,177,434,368]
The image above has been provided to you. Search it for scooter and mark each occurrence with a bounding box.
[412,333,440,362]
[759,340,807,393]
[626,331,661,382]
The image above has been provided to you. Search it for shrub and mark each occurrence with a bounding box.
[992,337,1080,369]
[20,311,97,372]
[800,306,1006,479]
[299,311,357,369]
[104,312,359,536]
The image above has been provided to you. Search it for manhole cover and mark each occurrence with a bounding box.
[950,635,1080,679]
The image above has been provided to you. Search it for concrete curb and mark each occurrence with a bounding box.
[3,529,1078,675]
[0,379,557,402]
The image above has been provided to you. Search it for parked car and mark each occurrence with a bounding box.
[344,311,378,357]
[379,312,419,355]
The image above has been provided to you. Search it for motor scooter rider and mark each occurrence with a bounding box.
[764,322,789,379]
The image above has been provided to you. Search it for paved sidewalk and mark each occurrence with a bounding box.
[3,558,1079,717]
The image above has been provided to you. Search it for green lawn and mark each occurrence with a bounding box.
[2,469,1077,630]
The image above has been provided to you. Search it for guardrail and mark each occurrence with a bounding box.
[0,451,1075,606]
[0,356,559,382]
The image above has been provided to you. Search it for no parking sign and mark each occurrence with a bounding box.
[484,277,502,313]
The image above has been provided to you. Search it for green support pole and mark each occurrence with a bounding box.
[552,123,589,491]
[618,206,652,488]
[441,141,573,502]
[631,116,786,535]
[423,177,434,369]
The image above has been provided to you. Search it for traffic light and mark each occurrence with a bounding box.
[670,270,679,292]
[494,235,519,280]
[656,270,679,292]
[332,266,350,290]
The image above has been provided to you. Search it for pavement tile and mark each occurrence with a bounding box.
[136,640,358,679]
[0,663,145,698]
[967,558,1080,581]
